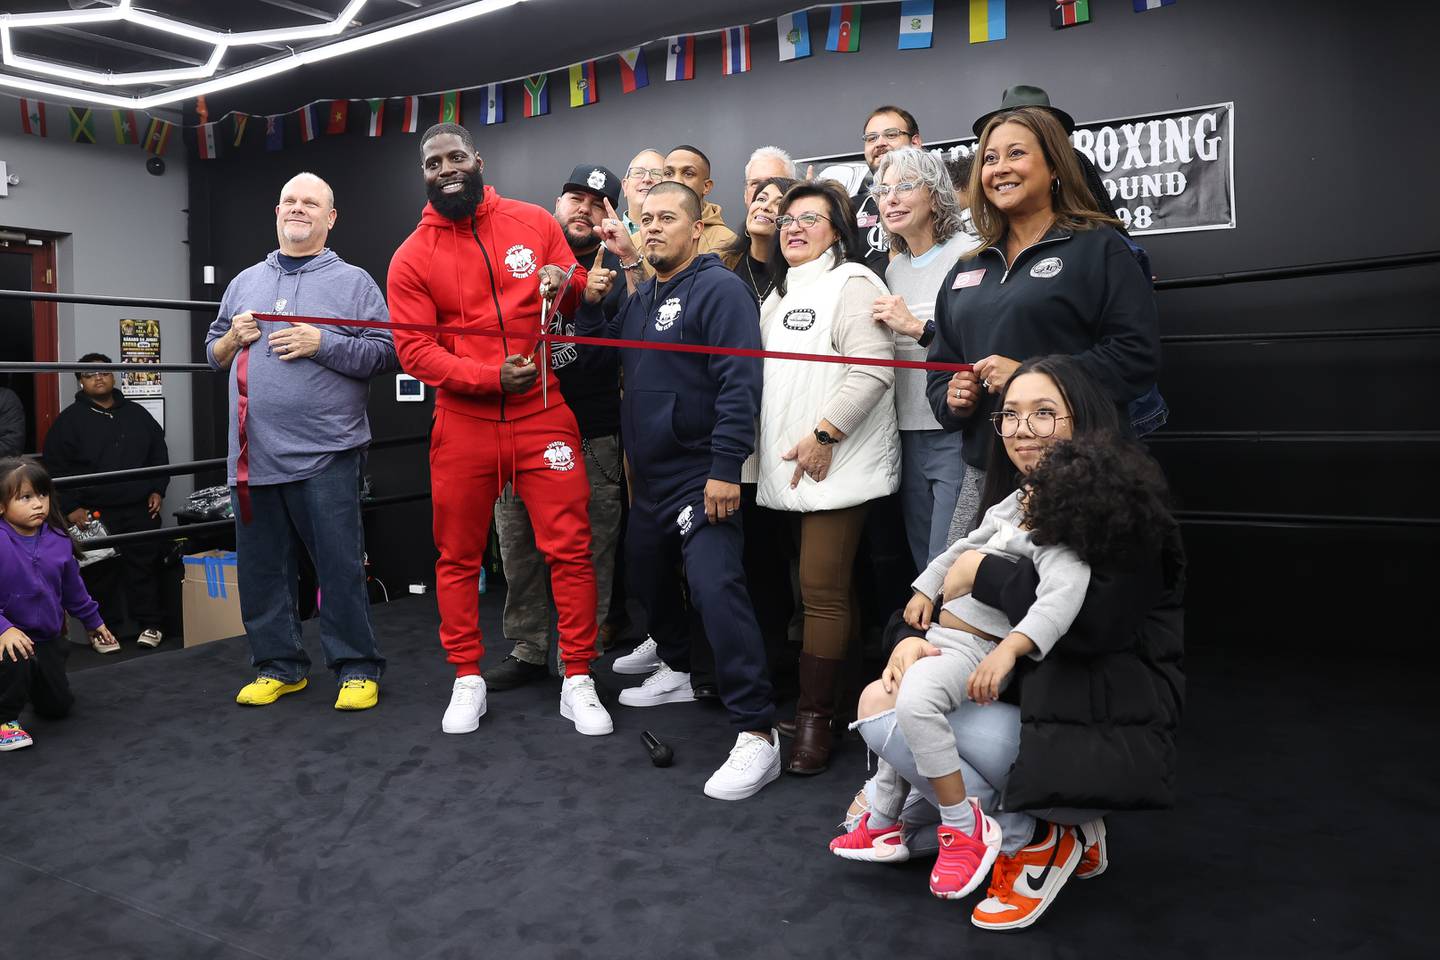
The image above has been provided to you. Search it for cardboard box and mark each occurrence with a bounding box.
[182,550,245,647]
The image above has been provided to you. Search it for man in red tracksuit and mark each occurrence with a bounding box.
[387,123,613,739]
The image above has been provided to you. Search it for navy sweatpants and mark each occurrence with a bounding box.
[627,484,774,733]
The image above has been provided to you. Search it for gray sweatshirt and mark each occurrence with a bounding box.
[885,232,980,431]
[912,489,1090,658]
[205,249,397,485]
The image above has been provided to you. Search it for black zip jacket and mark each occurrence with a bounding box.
[547,244,622,439]
[42,388,169,513]
[925,226,1160,467]
[972,520,1186,812]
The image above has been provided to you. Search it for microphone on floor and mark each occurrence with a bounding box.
[641,730,673,767]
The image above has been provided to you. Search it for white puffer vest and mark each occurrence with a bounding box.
[756,250,900,512]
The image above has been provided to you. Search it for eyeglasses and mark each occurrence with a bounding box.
[78,371,112,380]
[626,167,663,181]
[990,410,1072,438]
[862,127,912,144]
[775,212,833,229]
[871,181,920,200]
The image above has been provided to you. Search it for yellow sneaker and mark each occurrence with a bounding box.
[235,676,308,706]
[334,678,379,711]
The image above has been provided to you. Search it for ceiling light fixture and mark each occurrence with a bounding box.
[0,0,526,108]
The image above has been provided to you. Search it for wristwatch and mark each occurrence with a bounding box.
[917,318,937,348]
[813,428,839,446]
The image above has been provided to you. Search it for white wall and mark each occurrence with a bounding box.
[0,113,194,508]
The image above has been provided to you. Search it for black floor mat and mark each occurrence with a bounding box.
[0,594,1428,959]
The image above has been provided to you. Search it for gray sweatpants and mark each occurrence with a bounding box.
[870,624,1001,819]
[494,434,623,669]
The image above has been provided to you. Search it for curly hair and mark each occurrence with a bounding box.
[1020,436,1173,570]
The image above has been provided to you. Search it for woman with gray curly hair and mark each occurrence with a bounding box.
[869,147,981,572]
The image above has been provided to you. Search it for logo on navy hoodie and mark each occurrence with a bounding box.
[655,297,682,332]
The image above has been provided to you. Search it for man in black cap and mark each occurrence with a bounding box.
[486,164,628,689]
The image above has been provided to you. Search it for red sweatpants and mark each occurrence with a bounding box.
[429,401,597,678]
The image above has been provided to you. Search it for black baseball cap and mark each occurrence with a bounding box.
[562,164,621,208]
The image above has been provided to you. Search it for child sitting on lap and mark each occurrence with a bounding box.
[830,436,1168,900]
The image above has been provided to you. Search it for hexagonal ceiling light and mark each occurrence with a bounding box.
[0,0,529,109]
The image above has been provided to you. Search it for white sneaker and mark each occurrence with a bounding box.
[617,662,695,707]
[560,675,614,736]
[612,636,662,675]
[137,628,164,648]
[704,729,782,801]
[441,675,487,734]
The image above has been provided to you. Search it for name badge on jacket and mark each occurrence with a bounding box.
[952,268,986,290]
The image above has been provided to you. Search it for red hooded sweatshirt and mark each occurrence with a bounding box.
[387,186,587,422]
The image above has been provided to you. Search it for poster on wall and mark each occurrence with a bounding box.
[801,102,1235,238]
[119,318,163,398]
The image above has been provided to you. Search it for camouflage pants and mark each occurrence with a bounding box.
[494,433,623,667]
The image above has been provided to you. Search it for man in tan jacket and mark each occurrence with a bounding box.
[661,145,737,254]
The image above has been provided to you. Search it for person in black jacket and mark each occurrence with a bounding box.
[928,106,1160,540]
[841,356,1184,932]
[0,386,24,458]
[487,164,626,691]
[42,354,170,648]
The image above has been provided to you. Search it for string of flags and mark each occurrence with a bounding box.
[8,1,1177,158]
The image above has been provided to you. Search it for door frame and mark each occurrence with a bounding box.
[0,237,60,448]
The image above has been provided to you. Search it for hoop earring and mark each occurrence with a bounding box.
[1051,178,1060,194]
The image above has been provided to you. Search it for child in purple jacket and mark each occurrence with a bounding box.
[0,457,114,751]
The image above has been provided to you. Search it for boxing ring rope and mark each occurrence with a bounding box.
[2,244,1438,533]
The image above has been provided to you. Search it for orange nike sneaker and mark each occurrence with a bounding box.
[1076,817,1108,879]
[971,822,1082,931]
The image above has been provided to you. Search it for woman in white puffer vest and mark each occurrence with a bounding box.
[757,180,900,776]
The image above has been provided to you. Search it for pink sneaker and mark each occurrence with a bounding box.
[929,800,1003,899]
[0,721,33,751]
[829,812,911,863]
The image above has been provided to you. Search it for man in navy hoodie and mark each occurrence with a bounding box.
[581,181,780,800]
[205,172,396,712]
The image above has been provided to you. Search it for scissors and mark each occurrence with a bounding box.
[523,263,579,406]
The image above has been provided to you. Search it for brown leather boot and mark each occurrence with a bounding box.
[786,652,842,775]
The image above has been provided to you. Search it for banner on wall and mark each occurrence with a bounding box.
[801,102,1235,237]
[119,318,163,398]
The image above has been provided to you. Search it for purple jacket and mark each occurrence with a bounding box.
[0,524,102,639]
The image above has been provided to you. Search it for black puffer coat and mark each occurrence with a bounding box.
[973,520,1186,812]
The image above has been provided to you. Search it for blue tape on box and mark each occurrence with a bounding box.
[183,552,238,599]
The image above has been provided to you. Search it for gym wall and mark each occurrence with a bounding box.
[184,0,1439,637]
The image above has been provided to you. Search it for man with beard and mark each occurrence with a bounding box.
[205,172,396,710]
[485,164,626,691]
[387,124,613,738]
[853,105,923,273]
[581,182,779,801]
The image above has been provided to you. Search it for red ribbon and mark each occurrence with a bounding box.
[252,312,973,374]
[234,346,253,525]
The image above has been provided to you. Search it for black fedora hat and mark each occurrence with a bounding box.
[972,84,1076,138]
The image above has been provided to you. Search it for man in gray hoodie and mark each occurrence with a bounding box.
[205,172,397,712]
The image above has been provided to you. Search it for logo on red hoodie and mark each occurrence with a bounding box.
[505,244,537,279]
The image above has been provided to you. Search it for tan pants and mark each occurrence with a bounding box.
[793,502,870,659]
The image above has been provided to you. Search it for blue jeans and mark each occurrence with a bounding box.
[855,700,1103,855]
[230,449,384,684]
[899,429,965,574]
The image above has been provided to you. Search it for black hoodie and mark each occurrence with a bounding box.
[575,253,760,500]
[43,388,169,513]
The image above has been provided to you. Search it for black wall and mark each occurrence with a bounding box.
[189,0,1440,637]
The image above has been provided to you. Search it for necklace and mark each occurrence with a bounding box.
[743,254,774,306]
